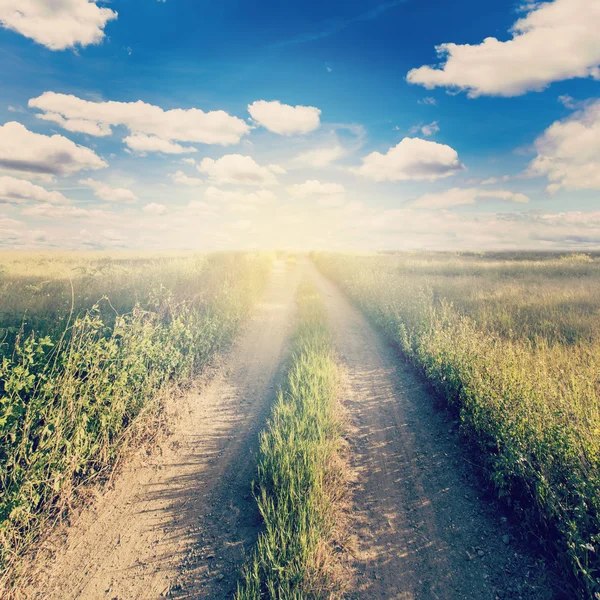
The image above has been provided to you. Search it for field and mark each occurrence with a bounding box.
[2,251,599,600]
[0,252,272,584]
[313,251,600,597]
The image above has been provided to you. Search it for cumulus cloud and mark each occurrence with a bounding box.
[407,0,600,97]
[527,99,600,192]
[0,0,117,51]
[37,112,113,136]
[357,137,465,182]
[198,154,284,186]
[123,134,197,155]
[411,187,530,209]
[248,100,321,135]
[28,92,251,150]
[293,145,345,168]
[79,178,137,203]
[143,203,168,215]
[0,176,70,204]
[0,121,107,179]
[170,170,203,186]
[287,180,345,203]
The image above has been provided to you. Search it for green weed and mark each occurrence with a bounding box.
[235,284,344,600]
[313,252,600,598]
[0,252,272,585]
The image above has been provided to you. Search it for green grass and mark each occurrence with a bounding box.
[0,252,272,585]
[235,283,344,600]
[313,251,600,599]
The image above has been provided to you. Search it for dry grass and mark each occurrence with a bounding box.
[314,251,600,598]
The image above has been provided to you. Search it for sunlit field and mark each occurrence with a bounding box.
[3,250,600,598]
[314,251,600,597]
[0,252,272,581]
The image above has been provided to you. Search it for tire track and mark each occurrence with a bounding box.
[309,262,556,600]
[20,260,305,600]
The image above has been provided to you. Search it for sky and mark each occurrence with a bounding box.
[0,0,599,251]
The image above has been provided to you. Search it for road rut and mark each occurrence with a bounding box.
[309,262,555,600]
[20,261,303,600]
[20,260,557,600]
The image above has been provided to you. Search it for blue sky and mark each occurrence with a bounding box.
[0,0,599,250]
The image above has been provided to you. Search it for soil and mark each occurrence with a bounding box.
[18,259,561,600]
[18,260,303,600]
[309,261,558,600]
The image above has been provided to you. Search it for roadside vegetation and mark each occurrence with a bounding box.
[313,251,600,598]
[0,252,272,585]
[236,283,345,600]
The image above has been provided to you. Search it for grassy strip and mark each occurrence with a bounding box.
[313,253,600,598]
[0,253,272,586]
[235,283,344,600]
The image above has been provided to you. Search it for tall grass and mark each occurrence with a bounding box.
[313,252,600,599]
[0,252,272,584]
[235,284,344,600]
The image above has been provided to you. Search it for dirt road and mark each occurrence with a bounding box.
[21,260,303,600]
[22,259,556,600]
[309,262,555,600]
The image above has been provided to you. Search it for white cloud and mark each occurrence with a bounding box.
[79,178,137,203]
[410,121,440,137]
[357,137,465,182]
[37,112,113,136]
[421,121,440,136]
[287,179,344,199]
[28,92,251,150]
[198,154,284,186]
[0,121,107,179]
[293,145,345,168]
[528,99,600,192]
[481,175,511,185]
[248,100,321,135]
[124,134,197,155]
[418,97,437,106]
[21,204,93,219]
[204,186,276,212]
[170,170,203,186]
[411,187,530,209]
[143,203,168,215]
[558,95,577,109]
[0,0,117,51]
[407,0,600,97]
[181,157,196,166]
[184,200,214,217]
[0,176,70,204]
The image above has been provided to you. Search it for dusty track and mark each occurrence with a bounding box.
[20,261,303,600]
[309,262,556,600]
[21,259,557,600]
